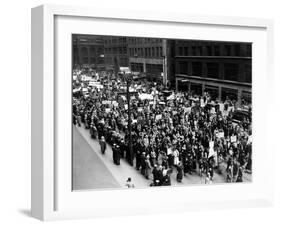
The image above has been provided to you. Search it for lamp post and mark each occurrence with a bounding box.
[162,56,167,88]
[117,73,138,166]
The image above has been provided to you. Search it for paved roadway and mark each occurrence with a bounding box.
[72,125,251,191]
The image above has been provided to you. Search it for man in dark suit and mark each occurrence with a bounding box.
[99,136,106,154]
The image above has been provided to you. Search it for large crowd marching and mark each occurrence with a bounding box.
[73,67,252,187]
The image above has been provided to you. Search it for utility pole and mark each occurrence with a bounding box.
[162,39,168,88]
[117,73,138,166]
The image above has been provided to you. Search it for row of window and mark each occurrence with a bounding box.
[105,57,129,67]
[129,46,163,58]
[77,46,128,56]
[178,82,251,103]
[128,37,162,45]
[79,57,105,65]
[176,44,252,57]
[77,47,104,56]
[73,37,104,45]
[130,63,163,75]
[176,61,251,83]
[104,47,127,55]
[104,37,127,44]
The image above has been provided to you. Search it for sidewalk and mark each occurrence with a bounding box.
[75,125,230,189]
[75,125,152,188]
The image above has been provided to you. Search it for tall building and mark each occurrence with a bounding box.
[103,36,129,72]
[72,34,105,68]
[174,40,252,105]
[128,37,166,82]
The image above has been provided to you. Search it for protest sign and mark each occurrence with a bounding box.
[155,114,162,121]
[112,101,119,107]
[219,103,224,112]
[230,135,237,143]
[200,99,205,107]
[208,141,215,157]
[184,107,192,114]
[102,100,111,105]
[218,131,224,138]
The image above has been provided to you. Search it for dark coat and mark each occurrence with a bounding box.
[99,141,106,154]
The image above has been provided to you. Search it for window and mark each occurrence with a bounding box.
[234,45,240,56]
[207,63,219,78]
[97,47,103,55]
[242,91,252,104]
[159,47,163,57]
[206,46,212,56]
[190,83,203,96]
[146,64,163,75]
[224,63,239,81]
[83,57,88,64]
[221,88,238,101]
[179,47,183,55]
[246,45,252,57]
[81,47,88,56]
[197,46,203,56]
[178,61,188,74]
[192,62,202,76]
[156,47,159,57]
[224,45,232,56]
[184,47,188,56]
[245,64,252,83]
[204,85,219,100]
[192,46,197,55]
[152,47,155,57]
[131,63,144,72]
[214,45,220,56]
[90,57,96,64]
[90,47,95,55]
[123,47,127,54]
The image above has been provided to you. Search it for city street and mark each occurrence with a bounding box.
[72,124,252,190]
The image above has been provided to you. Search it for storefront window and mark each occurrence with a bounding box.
[221,87,238,102]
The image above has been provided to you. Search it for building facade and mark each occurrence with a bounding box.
[103,36,129,71]
[72,34,105,68]
[128,37,166,82]
[174,40,252,105]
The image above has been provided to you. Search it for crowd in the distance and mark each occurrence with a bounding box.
[73,67,252,186]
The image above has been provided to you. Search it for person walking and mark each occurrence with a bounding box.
[176,162,183,182]
[99,136,106,155]
[145,156,152,179]
[125,177,135,188]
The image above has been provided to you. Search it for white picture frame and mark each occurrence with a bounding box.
[31,4,274,221]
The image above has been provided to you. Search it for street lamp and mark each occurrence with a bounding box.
[117,73,138,166]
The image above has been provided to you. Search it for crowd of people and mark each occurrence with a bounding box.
[72,67,252,187]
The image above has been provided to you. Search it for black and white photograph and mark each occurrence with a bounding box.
[72,34,252,191]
